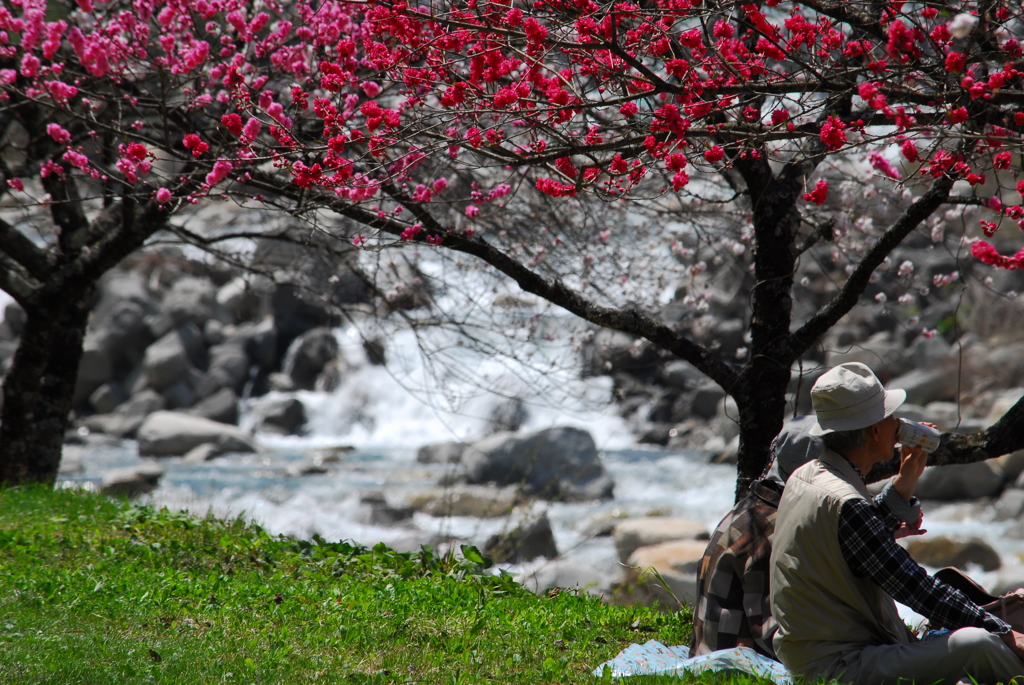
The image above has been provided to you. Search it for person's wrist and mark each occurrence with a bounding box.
[892,474,916,502]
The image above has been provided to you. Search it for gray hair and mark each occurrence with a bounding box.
[821,427,869,454]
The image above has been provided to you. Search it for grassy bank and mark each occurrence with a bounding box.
[0,485,761,684]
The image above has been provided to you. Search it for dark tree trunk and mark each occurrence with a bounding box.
[732,161,804,500]
[0,288,94,485]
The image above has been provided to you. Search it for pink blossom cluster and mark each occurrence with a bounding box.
[1,0,1024,272]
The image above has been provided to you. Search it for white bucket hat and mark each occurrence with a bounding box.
[808,362,906,436]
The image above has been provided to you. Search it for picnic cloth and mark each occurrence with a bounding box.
[592,640,793,684]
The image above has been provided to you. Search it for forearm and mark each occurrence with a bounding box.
[875,481,921,527]
[839,499,1009,634]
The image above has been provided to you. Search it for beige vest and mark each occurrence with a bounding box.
[770,449,914,678]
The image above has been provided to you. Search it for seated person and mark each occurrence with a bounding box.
[691,414,921,659]
[770,362,1024,685]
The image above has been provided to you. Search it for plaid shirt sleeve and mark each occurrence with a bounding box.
[838,498,1010,635]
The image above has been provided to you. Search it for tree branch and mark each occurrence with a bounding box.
[797,0,886,41]
[246,170,740,390]
[0,250,40,303]
[41,172,91,257]
[0,215,54,279]
[788,173,954,361]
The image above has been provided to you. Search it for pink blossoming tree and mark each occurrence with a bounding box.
[3,0,1024,496]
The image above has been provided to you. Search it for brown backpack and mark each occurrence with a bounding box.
[933,567,1024,632]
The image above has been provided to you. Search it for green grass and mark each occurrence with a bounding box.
[0,485,775,684]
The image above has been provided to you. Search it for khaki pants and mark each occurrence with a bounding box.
[819,628,1024,685]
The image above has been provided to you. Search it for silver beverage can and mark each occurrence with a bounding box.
[898,419,941,453]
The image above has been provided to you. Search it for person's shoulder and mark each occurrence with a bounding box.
[782,456,861,505]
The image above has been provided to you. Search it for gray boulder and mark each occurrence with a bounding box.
[145,311,175,340]
[888,368,958,406]
[225,318,278,370]
[267,372,295,392]
[203,320,225,346]
[163,380,196,410]
[987,389,1024,427]
[619,540,706,609]
[657,360,704,390]
[416,441,466,464]
[74,338,115,407]
[188,387,239,425]
[251,396,306,435]
[216,276,270,323]
[137,411,258,456]
[144,330,195,391]
[690,384,726,419]
[488,398,527,434]
[716,396,740,442]
[162,276,228,326]
[0,338,17,366]
[175,321,207,369]
[99,462,164,498]
[194,342,250,399]
[461,427,614,501]
[997,451,1024,483]
[906,536,1001,572]
[82,389,165,438]
[282,327,338,390]
[586,329,660,378]
[711,436,741,465]
[250,234,367,345]
[182,442,228,463]
[995,488,1024,521]
[708,318,746,359]
[909,334,953,369]
[895,403,931,424]
[982,344,1024,390]
[923,402,965,432]
[612,518,709,564]
[406,486,519,518]
[787,366,827,416]
[826,331,910,381]
[285,459,330,476]
[483,515,558,563]
[914,461,1005,500]
[73,270,160,405]
[360,493,415,525]
[89,381,127,415]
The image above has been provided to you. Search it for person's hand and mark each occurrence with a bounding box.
[893,442,928,502]
[1000,630,1024,661]
[893,507,927,539]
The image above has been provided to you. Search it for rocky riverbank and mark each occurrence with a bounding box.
[4,235,1024,603]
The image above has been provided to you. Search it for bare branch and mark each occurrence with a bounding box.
[789,173,955,361]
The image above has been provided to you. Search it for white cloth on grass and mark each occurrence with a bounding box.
[592,640,792,684]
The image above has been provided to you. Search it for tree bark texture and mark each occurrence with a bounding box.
[731,158,804,499]
[0,290,93,485]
